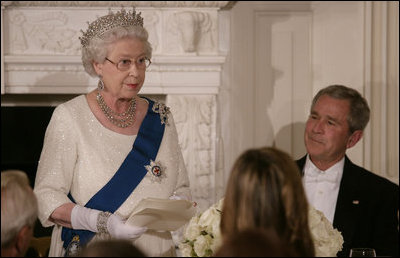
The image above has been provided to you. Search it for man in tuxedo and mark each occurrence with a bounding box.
[297,85,399,257]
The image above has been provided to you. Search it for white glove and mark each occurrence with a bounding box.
[106,213,147,239]
[71,205,147,239]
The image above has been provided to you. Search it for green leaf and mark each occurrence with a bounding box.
[204,249,213,257]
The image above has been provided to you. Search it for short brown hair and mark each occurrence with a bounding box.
[311,85,370,133]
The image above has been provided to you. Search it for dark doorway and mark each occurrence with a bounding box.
[1,106,56,238]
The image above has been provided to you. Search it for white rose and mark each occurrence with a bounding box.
[210,229,222,253]
[179,242,193,257]
[210,213,221,233]
[309,206,344,257]
[198,207,220,229]
[216,198,224,210]
[193,234,212,257]
[185,216,202,241]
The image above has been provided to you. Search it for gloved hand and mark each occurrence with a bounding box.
[71,205,147,239]
[106,213,147,239]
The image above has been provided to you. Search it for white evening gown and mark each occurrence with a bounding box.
[34,95,191,257]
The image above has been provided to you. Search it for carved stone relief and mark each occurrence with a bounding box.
[5,9,81,55]
[4,7,218,56]
[166,11,217,55]
[141,11,161,54]
[167,95,216,211]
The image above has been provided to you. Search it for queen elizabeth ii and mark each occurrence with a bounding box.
[33,8,191,257]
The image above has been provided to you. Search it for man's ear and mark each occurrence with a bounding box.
[16,225,33,256]
[346,130,363,149]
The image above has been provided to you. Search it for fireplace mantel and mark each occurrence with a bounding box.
[3,55,225,94]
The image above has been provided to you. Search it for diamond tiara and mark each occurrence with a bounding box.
[79,8,144,48]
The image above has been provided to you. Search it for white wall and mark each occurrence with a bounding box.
[220,1,399,192]
[311,1,366,165]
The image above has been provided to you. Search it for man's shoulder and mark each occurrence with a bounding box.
[345,157,398,191]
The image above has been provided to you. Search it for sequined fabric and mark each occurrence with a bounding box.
[33,95,191,257]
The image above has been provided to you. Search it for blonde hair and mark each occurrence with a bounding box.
[1,170,38,247]
[221,147,315,256]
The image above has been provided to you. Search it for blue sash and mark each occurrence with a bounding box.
[61,98,164,250]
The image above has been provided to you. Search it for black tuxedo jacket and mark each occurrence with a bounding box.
[297,155,399,257]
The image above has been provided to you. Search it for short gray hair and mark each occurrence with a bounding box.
[81,26,153,77]
[1,170,38,247]
[311,85,370,133]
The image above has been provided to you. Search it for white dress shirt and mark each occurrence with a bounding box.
[302,155,344,223]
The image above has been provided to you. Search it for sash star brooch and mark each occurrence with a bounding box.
[145,160,166,182]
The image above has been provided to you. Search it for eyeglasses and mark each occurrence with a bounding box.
[105,56,151,71]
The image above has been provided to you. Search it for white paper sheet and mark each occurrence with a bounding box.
[126,198,196,231]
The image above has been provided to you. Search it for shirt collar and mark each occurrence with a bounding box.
[304,155,344,184]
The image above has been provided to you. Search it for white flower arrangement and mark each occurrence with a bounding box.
[308,206,344,257]
[179,199,344,257]
[179,199,223,257]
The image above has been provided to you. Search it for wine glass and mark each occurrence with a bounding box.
[349,248,376,257]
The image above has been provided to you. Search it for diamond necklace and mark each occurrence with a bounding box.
[96,91,136,128]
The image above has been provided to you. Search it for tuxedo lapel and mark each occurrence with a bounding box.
[296,156,306,176]
[333,156,361,255]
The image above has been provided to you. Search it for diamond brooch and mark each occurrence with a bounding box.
[152,102,170,125]
[145,160,166,182]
